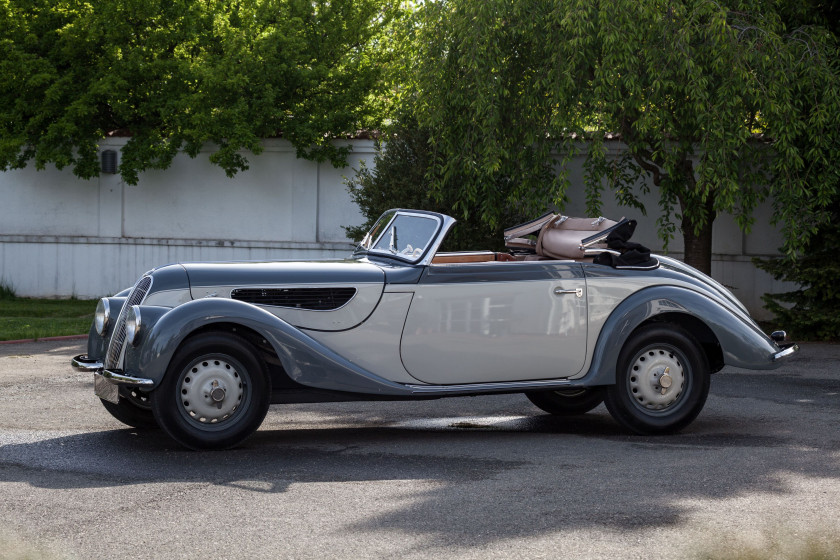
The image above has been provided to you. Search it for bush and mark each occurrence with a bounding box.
[345,117,532,252]
[755,200,840,340]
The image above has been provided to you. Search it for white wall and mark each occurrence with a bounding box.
[0,138,795,319]
[0,138,371,298]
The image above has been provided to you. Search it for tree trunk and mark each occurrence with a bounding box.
[680,198,715,275]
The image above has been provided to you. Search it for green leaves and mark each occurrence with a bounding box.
[400,0,839,272]
[0,0,398,182]
[345,113,532,251]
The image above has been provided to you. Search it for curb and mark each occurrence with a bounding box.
[0,334,88,345]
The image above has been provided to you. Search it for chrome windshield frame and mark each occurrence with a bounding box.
[353,209,456,267]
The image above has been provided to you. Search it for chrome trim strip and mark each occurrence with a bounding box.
[404,378,582,395]
[615,259,660,271]
[100,369,155,386]
[772,343,799,362]
[71,355,103,371]
[584,248,620,256]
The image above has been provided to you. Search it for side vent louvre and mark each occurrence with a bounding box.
[231,287,357,311]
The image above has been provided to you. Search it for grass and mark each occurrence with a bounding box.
[0,287,96,341]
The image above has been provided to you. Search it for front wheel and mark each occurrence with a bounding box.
[604,324,710,435]
[151,332,271,450]
[99,386,158,429]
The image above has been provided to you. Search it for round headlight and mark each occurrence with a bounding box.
[94,298,110,336]
[125,305,142,346]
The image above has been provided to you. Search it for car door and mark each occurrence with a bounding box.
[400,261,587,384]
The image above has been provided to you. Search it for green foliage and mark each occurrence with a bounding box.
[345,115,532,251]
[755,200,840,340]
[0,0,398,183]
[405,0,840,272]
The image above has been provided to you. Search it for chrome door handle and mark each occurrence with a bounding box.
[554,287,583,298]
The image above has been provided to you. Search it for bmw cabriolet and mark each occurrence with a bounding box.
[72,209,798,449]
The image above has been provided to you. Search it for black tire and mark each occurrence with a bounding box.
[151,332,271,450]
[100,386,158,429]
[525,387,606,416]
[604,324,710,435]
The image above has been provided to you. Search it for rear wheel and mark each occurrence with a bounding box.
[525,387,605,416]
[151,332,271,450]
[604,324,710,435]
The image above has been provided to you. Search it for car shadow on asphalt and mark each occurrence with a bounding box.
[2,408,838,540]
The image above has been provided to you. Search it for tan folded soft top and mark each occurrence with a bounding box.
[504,213,618,259]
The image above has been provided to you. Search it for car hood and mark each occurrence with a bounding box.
[179,259,387,331]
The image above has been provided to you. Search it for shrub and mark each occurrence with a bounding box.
[755,200,840,340]
[345,117,532,252]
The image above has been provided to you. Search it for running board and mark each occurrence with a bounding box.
[403,377,598,396]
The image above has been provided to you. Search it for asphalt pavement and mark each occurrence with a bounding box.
[0,340,838,559]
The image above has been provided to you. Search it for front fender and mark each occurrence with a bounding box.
[129,298,412,396]
[582,286,781,386]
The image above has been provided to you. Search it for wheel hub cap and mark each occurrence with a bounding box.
[629,348,685,410]
[210,383,226,403]
[180,359,243,423]
[659,368,673,390]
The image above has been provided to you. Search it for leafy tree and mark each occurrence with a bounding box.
[345,114,531,251]
[405,0,840,273]
[0,0,397,183]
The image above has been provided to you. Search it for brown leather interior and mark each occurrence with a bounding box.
[430,252,583,264]
[432,214,622,265]
[432,252,515,264]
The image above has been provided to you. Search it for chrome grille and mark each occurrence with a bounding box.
[105,276,152,369]
[231,287,356,311]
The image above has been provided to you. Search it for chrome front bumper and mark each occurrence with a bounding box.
[71,354,102,371]
[71,354,155,386]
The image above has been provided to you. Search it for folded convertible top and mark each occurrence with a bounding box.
[504,212,659,269]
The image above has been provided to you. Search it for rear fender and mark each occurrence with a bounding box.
[583,286,781,386]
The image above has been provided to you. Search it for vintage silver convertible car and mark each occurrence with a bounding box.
[72,209,798,449]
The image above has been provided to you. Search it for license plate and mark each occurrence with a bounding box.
[94,373,119,404]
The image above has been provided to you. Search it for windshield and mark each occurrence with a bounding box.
[355,211,443,263]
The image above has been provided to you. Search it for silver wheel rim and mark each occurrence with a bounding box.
[123,387,152,410]
[627,344,688,414]
[178,355,247,427]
